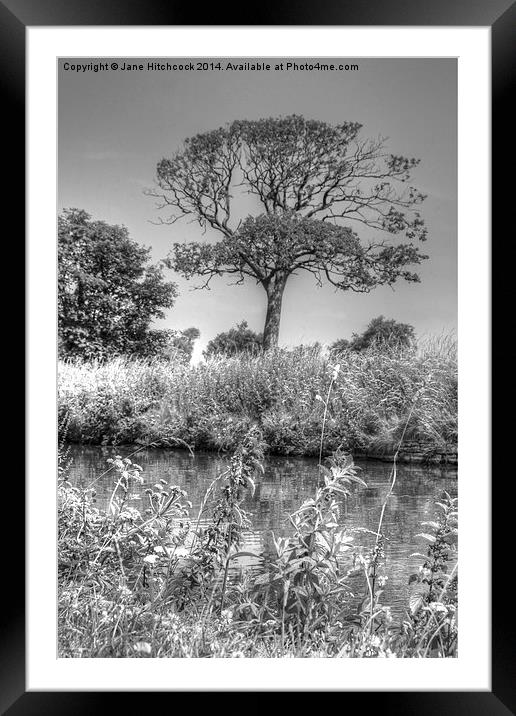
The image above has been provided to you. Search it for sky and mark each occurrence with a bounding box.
[58,58,457,361]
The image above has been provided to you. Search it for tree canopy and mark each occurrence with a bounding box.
[150,115,428,348]
[58,209,177,358]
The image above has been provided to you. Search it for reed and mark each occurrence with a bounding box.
[59,337,457,458]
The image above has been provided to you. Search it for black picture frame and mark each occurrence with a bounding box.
[5,0,512,711]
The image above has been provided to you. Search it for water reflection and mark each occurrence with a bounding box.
[65,445,457,615]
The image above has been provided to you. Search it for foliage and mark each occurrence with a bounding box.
[150,115,428,347]
[58,453,191,607]
[58,336,457,456]
[58,436,457,658]
[58,208,177,359]
[232,449,365,643]
[167,427,264,607]
[204,321,263,359]
[401,493,458,657]
[164,327,200,363]
[331,316,416,354]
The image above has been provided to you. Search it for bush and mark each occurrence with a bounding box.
[204,321,263,359]
[331,315,416,354]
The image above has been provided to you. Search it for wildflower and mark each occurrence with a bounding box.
[133,641,152,656]
[172,546,189,558]
[429,602,448,613]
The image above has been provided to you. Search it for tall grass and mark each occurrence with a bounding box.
[58,336,457,457]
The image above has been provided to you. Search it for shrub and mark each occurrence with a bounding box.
[331,316,416,354]
[204,321,263,359]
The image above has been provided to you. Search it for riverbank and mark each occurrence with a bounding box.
[58,338,457,458]
[354,441,458,466]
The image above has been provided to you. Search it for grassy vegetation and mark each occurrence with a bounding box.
[58,336,457,458]
[58,429,458,658]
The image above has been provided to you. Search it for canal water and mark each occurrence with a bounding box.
[64,445,457,616]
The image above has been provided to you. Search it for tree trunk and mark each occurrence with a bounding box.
[262,275,287,350]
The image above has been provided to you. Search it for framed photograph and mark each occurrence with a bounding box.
[5,0,510,710]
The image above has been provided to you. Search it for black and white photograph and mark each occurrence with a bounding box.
[56,56,459,660]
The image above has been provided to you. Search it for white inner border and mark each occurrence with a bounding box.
[27,27,490,691]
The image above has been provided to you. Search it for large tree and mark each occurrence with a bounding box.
[150,115,428,349]
[58,209,177,358]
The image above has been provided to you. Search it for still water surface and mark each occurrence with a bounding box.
[66,445,457,616]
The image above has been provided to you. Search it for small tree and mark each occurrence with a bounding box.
[150,115,428,349]
[331,315,416,354]
[204,321,263,359]
[58,209,177,358]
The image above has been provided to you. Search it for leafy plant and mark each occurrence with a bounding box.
[403,492,458,656]
[168,427,264,608]
[231,449,365,647]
